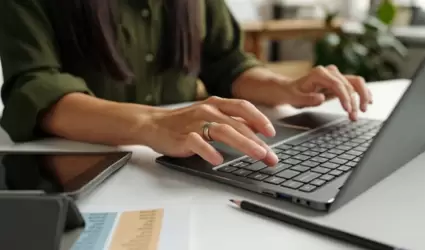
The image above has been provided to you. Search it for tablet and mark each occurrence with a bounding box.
[0,151,131,199]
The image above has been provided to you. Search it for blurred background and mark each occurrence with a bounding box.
[227,0,425,82]
[1,0,425,94]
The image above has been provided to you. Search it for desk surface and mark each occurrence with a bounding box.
[2,79,424,250]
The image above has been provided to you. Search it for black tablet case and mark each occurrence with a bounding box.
[0,192,85,250]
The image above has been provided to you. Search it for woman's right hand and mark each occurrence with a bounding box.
[144,96,279,166]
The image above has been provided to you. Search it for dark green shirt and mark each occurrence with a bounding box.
[0,0,261,142]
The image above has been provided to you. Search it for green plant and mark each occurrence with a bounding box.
[314,4,407,82]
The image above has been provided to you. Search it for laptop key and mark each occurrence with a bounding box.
[311,147,327,153]
[338,166,352,172]
[311,157,328,163]
[353,157,361,162]
[218,166,238,173]
[232,169,253,177]
[282,180,303,189]
[248,173,269,181]
[260,163,291,175]
[339,154,356,160]
[329,170,343,176]
[299,184,317,192]
[346,161,357,167]
[277,153,291,160]
[294,154,310,161]
[276,169,300,179]
[321,162,339,169]
[272,148,283,154]
[354,146,368,152]
[351,138,367,144]
[319,153,337,159]
[276,144,292,150]
[320,174,335,181]
[330,158,348,165]
[343,142,359,147]
[347,150,363,156]
[328,149,344,155]
[294,171,321,183]
[264,176,286,185]
[302,150,320,157]
[301,143,317,148]
[321,143,335,149]
[336,145,351,151]
[301,160,320,167]
[291,165,310,172]
[310,179,326,187]
[230,161,249,168]
[311,167,331,174]
[293,146,309,152]
[242,157,258,164]
[283,150,301,156]
[244,162,268,171]
[331,140,344,145]
[282,158,302,165]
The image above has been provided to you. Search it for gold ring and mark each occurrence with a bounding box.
[202,122,216,141]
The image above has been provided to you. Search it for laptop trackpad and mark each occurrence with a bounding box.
[277,111,343,130]
[212,111,342,163]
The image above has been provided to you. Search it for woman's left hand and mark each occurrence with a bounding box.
[282,65,373,121]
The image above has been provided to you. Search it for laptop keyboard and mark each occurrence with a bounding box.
[216,119,383,193]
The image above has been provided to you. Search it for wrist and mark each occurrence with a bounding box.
[124,104,168,146]
[232,67,294,106]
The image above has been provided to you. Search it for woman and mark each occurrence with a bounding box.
[0,0,372,167]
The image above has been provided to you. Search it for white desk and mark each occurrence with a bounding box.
[2,79,424,250]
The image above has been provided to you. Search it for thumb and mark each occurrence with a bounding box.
[290,89,326,108]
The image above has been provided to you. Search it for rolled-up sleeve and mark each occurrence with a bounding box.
[0,0,93,142]
[199,0,263,98]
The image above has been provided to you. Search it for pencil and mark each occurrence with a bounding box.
[230,199,407,250]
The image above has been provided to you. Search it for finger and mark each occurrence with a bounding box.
[326,66,358,118]
[226,117,279,165]
[197,105,268,148]
[186,132,223,166]
[231,117,258,133]
[207,97,276,137]
[349,93,358,121]
[209,123,278,165]
[307,66,352,112]
[368,88,373,104]
[345,75,371,112]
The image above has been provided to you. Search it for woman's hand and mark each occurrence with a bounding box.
[144,96,279,166]
[283,65,373,121]
[232,65,373,121]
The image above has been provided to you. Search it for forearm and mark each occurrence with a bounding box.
[231,67,292,106]
[41,93,162,146]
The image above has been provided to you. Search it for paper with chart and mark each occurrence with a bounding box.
[69,205,189,250]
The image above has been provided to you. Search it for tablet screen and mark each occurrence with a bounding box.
[0,152,129,194]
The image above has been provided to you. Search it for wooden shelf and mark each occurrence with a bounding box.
[242,19,343,61]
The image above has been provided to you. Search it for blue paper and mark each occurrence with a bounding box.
[70,212,117,250]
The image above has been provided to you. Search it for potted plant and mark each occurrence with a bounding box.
[314,1,407,82]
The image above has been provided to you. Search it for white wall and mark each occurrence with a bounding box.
[225,0,270,21]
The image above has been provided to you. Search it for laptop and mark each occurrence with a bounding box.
[156,60,425,212]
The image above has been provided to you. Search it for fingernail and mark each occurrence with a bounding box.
[269,151,279,165]
[264,124,276,137]
[345,102,352,112]
[362,104,367,112]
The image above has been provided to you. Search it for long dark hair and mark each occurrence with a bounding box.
[51,0,201,82]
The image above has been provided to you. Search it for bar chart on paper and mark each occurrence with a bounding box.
[69,206,190,250]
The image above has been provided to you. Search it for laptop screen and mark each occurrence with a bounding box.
[0,152,128,194]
